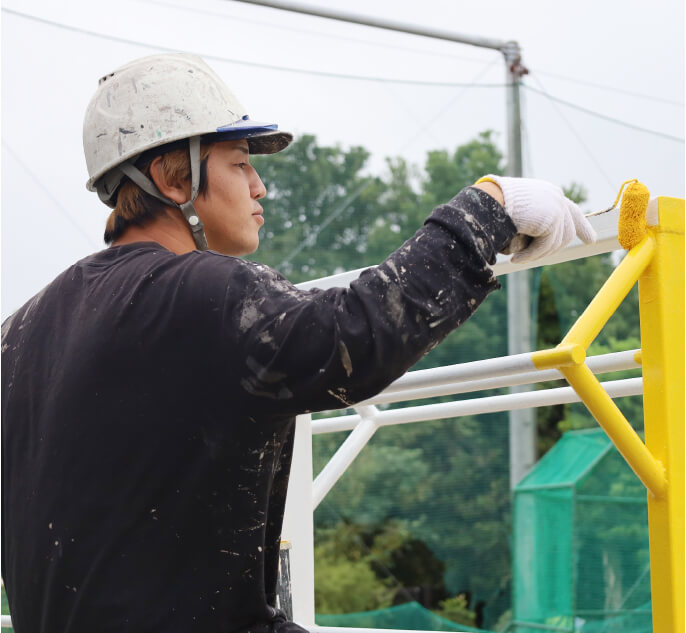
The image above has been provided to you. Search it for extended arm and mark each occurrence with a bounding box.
[225,186,516,416]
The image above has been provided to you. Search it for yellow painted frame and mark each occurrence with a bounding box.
[530,196,684,633]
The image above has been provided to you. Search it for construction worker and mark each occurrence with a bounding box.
[1,53,596,633]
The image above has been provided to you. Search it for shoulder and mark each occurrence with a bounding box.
[123,248,304,325]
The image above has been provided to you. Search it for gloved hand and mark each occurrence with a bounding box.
[477,175,597,263]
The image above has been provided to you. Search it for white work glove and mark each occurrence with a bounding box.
[479,175,597,263]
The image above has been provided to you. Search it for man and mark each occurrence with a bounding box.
[1,53,595,632]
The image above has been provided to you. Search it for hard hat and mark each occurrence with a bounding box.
[82,53,292,249]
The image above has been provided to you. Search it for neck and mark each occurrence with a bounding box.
[112,208,196,254]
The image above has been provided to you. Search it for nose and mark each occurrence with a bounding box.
[250,167,267,200]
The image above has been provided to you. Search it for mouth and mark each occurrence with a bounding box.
[252,207,264,226]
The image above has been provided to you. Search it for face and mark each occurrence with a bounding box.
[193,140,267,256]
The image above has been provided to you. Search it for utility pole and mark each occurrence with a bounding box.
[502,42,535,488]
[231,0,535,481]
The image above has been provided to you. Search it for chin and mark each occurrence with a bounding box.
[216,240,259,257]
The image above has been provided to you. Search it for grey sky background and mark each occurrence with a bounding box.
[2,0,684,319]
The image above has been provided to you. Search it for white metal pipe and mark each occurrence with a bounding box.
[230,0,511,52]
[313,378,643,434]
[383,352,536,393]
[312,414,362,435]
[312,414,379,510]
[281,414,316,624]
[296,209,623,292]
[377,378,642,427]
[357,350,640,406]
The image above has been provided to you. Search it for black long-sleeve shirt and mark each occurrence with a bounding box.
[1,188,516,632]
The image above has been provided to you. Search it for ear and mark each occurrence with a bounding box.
[149,156,190,205]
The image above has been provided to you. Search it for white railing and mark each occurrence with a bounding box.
[281,206,641,630]
[1,208,635,630]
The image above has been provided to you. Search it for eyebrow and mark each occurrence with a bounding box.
[235,146,250,155]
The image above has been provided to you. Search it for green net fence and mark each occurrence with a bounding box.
[512,428,650,633]
[316,601,490,631]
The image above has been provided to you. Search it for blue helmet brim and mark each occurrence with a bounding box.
[213,116,292,154]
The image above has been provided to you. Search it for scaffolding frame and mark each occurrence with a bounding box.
[281,198,684,633]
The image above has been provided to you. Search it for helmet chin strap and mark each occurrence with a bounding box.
[116,136,209,251]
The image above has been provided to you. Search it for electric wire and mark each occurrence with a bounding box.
[378,80,446,149]
[137,0,494,66]
[393,58,501,154]
[277,57,500,270]
[6,7,681,147]
[2,141,101,250]
[142,0,686,108]
[1,8,504,89]
[142,0,686,109]
[277,181,369,270]
[531,68,684,107]
[525,76,617,193]
[523,83,685,144]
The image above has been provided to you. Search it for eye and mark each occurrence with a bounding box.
[236,162,248,170]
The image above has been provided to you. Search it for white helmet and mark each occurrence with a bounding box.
[83,53,292,249]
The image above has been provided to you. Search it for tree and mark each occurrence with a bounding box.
[250,135,386,282]
[421,130,505,210]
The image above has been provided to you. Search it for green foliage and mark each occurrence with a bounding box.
[314,443,432,526]
[422,131,504,209]
[1,584,13,632]
[315,543,395,614]
[562,181,588,205]
[251,135,386,282]
[433,594,477,628]
[250,130,505,282]
[313,521,450,614]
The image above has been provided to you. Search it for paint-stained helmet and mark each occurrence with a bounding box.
[83,53,292,249]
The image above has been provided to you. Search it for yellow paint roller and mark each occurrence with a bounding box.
[616,180,650,250]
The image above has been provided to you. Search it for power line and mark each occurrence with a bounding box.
[2,141,101,250]
[530,68,684,107]
[525,76,617,193]
[138,0,493,66]
[2,8,505,89]
[277,181,369,270]
[22,3,680,115]
[278,57,501,268]
[393,58,501,154]
[8,7,679,142]
[139,1,686,108]
[523,83,685,144]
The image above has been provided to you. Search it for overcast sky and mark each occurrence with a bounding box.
[2,0,684,318]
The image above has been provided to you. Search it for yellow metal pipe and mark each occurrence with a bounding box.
[560,235,655,349]
[637,198,684,633]
[560,363,666,498]
[531,344,585,370]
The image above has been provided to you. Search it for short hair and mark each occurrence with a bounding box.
[104,142,213,245]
